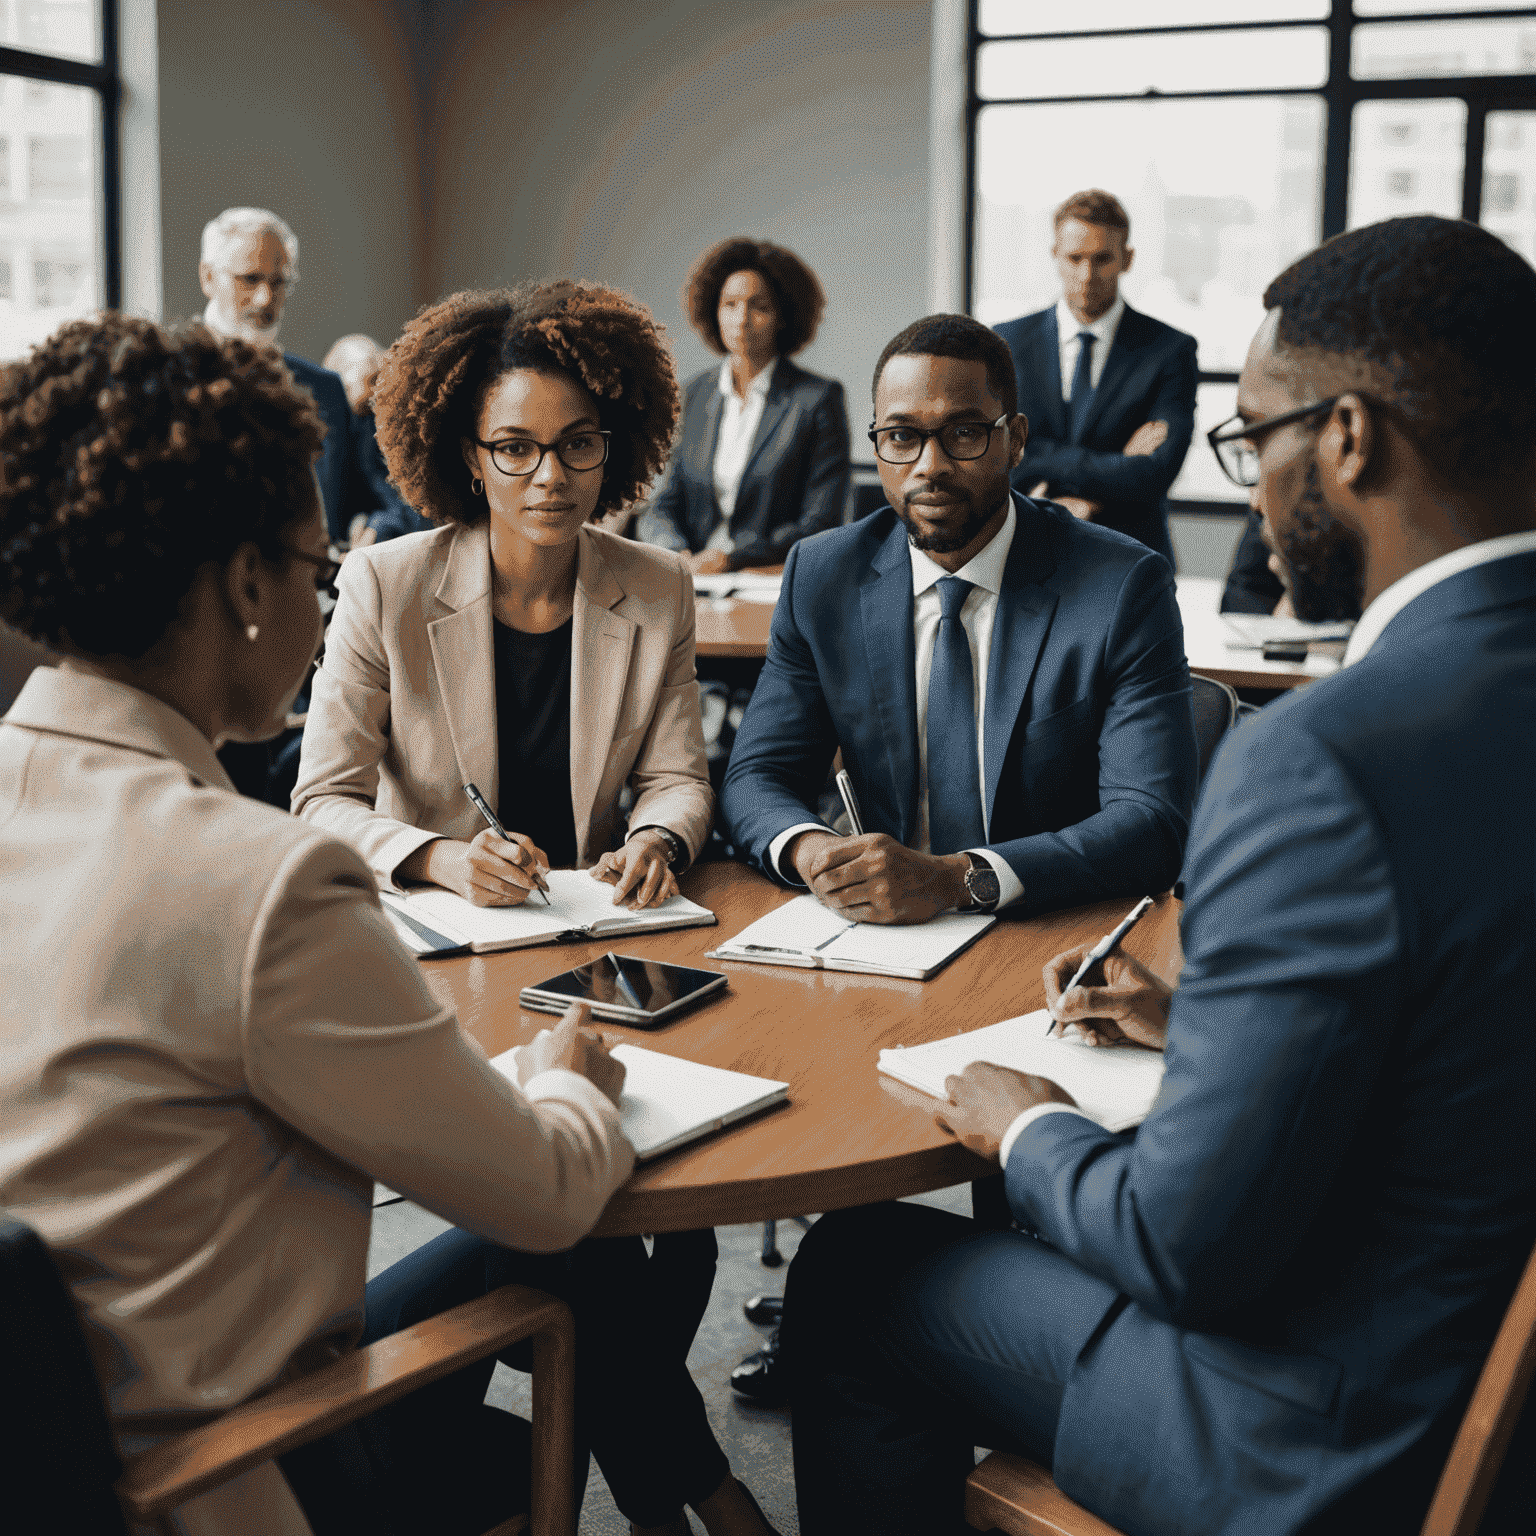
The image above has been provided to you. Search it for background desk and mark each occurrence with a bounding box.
[421,862,1182,1238]
[693,571,1338,692]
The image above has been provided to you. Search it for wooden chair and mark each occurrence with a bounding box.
[116,1283,576,1536]
[966,1236,1536,1536]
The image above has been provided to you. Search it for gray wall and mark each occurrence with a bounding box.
[156,0,425,365]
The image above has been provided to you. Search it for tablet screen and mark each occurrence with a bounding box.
[526,954,724,1019]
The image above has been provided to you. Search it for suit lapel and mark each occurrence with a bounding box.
[427,523,498,808]
[983,497,1061,829]
[696,385,726,531]
[1031,310,1068,441]
[570,527,637,854]
[858,520,920,843]
[1075,304,1144,444]
[739,361,796,484]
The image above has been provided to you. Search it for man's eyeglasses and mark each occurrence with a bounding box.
[475,431,610,478]
[1206,397,1340,489]
[867,414,1010,466]
[228,272,296,294]
[286,546,341,595]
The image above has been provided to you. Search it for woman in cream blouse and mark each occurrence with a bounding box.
[293,279,713,911]
[0,314,772,1536]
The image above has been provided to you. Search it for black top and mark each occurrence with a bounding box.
[493,617,577,869]
[1221,509,1286,615]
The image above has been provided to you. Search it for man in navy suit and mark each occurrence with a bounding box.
[198,206,359,543]
[995,190,1197,565]
[786,216,1536,1536]
[720,313,1197,926]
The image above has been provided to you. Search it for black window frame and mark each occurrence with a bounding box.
[0,0,121,311]
[964,0,1536,514]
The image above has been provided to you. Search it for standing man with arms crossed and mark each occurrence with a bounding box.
[996,190,1197,565]
[786,215,1536,1536]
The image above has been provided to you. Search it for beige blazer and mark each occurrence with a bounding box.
[0,667,633,1536]
[292,520,713,889]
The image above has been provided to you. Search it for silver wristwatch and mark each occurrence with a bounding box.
[960,852,1001,913]
[637,824,687,873]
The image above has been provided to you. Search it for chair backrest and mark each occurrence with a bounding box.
[0,1213,129,1534]
[1420,1236,1536,1536]
[1189,673,1238,787]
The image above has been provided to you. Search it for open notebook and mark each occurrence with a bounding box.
[707,894,994,981]
[878,1009,1165,1133]
[491,1041,788,1161]
[381,870,715,955]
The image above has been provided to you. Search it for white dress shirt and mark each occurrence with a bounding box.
[1056,293,1124,401]
[704,357,776,553]
[997,527,1536,1175]
[767,501,1024,910]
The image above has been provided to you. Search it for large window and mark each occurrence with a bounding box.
[968,0,1536,510]
[0,0,117,359]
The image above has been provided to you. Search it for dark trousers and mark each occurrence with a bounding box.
[784,1202,1119,1536]
[280,1226,727,1534]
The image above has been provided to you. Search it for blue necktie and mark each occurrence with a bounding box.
[1069,330,1096,442]
[926,577,986,856]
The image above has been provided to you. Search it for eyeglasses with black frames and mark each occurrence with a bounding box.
[475,431,611,479]
[867,414,1010,466]
[285,546,342,596]
[1206,397,1341,489]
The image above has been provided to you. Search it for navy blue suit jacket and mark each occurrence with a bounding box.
[1007,550,1536,1533]
[995,304,1197,557]
[639,358,850,569]
[719,497,1197,912]
[285,353,358,543]
[351,408,433,542]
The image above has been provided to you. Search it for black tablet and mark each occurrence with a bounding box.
[519,953,728,1028]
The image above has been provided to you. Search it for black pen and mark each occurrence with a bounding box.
[1048,895,1155,1035]
[463,781,550,904]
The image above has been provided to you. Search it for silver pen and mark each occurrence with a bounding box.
[1048,895,1155,1035]
[462,781,550,905]
[835,769,865,836]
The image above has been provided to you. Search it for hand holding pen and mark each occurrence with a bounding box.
[461,782,551,906]
[1042,896,1173,1049]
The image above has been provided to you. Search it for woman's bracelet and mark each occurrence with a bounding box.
[631,824,687,873]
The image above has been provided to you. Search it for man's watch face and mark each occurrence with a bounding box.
[965,863,1001,909]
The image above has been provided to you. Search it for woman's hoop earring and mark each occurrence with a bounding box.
[471,476,484,497]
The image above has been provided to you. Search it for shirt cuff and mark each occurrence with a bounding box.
[998,1102,1092,1171]
[965,847,1025,910]
[523,1067,624,1127]
[766,822,834,885]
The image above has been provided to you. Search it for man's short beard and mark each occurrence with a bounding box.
[1278,462,1365,623]
[203,298,281,347]
[895,492,1002,555]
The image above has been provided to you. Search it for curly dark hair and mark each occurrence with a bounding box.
[872,314,1018,417]
[371,280,679,528]
[683,237,826,357]
[0,313,325,659]
[1264,216,1536,482]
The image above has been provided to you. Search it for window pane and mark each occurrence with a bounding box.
[1352,20,1536,79]
[978,27,1327,98]
[0,77,102,359]
[979,0,1326,33]
[1347,99,1465,227]
[1484,112,1536,268]
[974,98,1324,371]
[0,0,101,65]
[1170,383,1243,504]
[1356,0,1535,14]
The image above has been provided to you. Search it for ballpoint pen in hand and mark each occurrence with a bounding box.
[835,769,865,836]
[1047,894,1155,1035]
[462,781,550,905]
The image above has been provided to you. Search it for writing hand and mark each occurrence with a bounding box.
[686,549,731,575]
[1042,944,1173,1049]
[403,828,549,907]
[794,831,968,925]
[1122,419,1168,457]
[934,1062,1076,1161]
[517,1002,627,1107]
[592,830,680,909]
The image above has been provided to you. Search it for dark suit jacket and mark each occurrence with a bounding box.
[719,496,1197,912]
[639,357,850,569]
[350,407,433,542]
[1007,550,1536,1534]
[996,303,1197,556]
[1221,508,1287,614]
[285,352,358,543]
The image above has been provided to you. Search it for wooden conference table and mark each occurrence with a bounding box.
[694,570,1342,692]
[421,862,1182,1239]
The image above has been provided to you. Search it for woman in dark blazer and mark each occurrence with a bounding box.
[639,237,850,572]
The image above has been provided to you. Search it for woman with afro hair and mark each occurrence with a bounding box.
[292,281,778,1536]
[0,314,636,1535]
[637,236,850,572]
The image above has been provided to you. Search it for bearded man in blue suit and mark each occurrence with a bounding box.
[786,216,1536,1536]
[995,190,1197,566]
